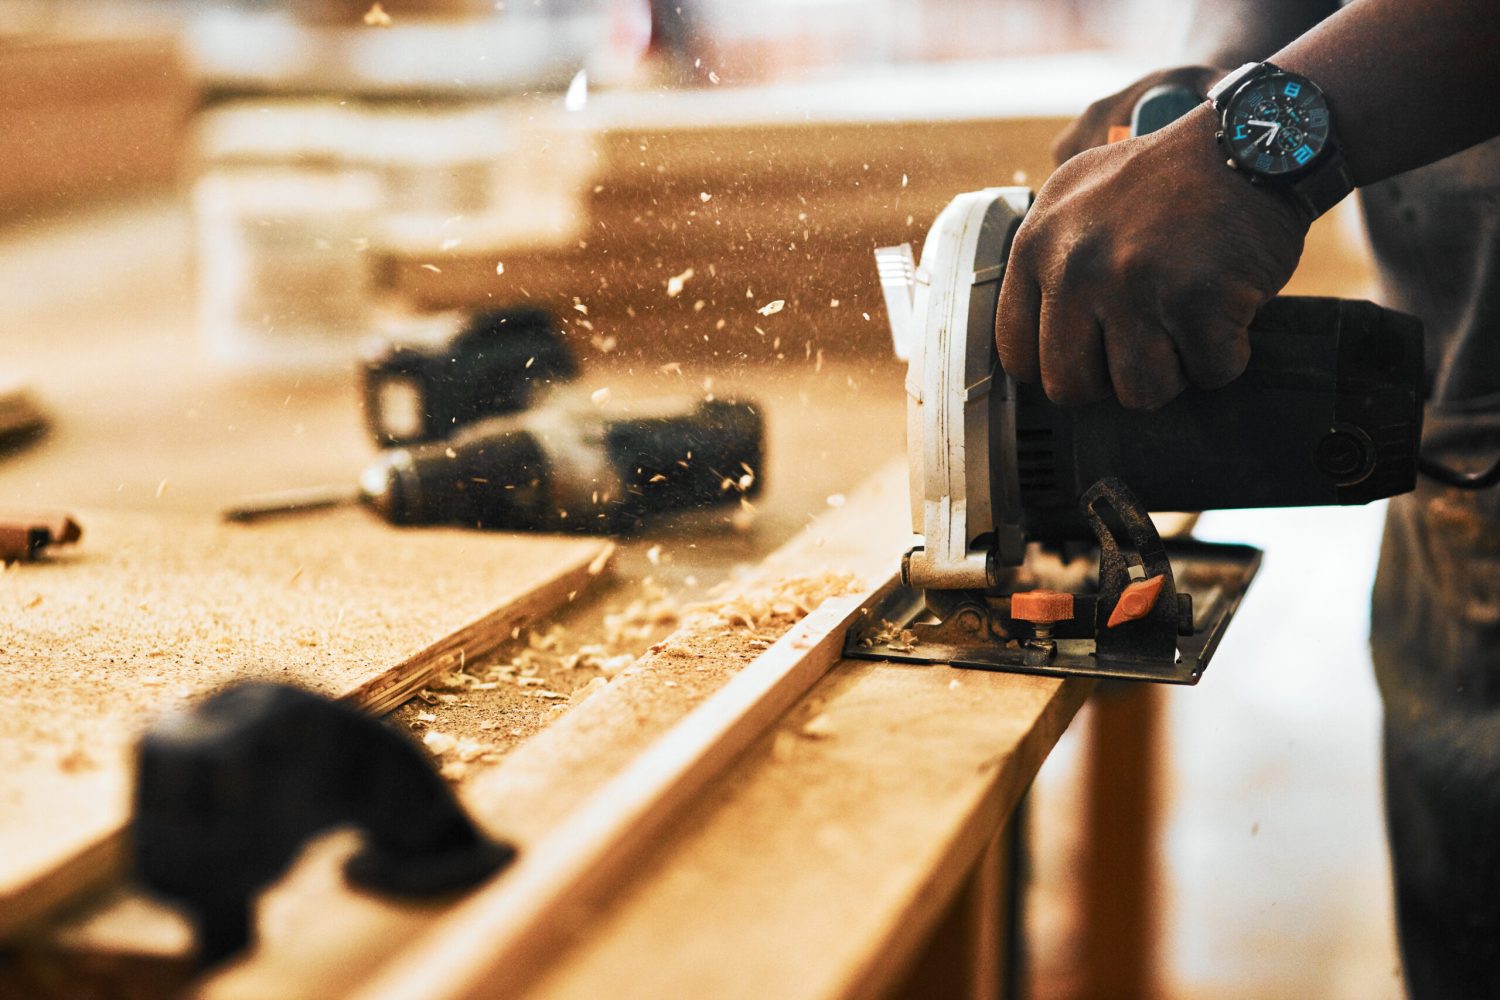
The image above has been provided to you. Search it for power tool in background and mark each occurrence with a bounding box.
[360,307,578,448]
[0,378,48,455]
[847,86,1457,685]
[224,306,765,532]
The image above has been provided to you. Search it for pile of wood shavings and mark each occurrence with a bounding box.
[600,578,681,648]
[857,619,919,653]
[410,578,686,779]
[664,570,861,649]
[409,572,861,781]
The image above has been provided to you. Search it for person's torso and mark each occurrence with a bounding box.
[1361,136,1500,407]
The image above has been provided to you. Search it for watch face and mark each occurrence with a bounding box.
[1221,72,1332,178]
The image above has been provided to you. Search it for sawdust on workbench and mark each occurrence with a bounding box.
[393,575,681,782]
[396,569,860,785]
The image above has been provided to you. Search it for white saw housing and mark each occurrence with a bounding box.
[883,187,1032,591]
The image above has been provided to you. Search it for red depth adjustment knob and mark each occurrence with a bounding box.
[1010,590,1075,624]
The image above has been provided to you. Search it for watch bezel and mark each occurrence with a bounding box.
[1215,67,1334,183]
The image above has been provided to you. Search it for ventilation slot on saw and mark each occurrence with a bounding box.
[1015,427,1059,501]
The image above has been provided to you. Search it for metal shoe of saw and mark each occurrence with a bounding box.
[849,187,1425,684]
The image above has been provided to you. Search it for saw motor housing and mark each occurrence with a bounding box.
[856,187,1423,684]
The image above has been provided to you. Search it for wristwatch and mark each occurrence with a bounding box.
[1207,62,1354,221]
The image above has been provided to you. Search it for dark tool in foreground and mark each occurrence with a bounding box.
[854,184,1425,684]
[362,306,578,448]
[225,397,764,533]
[132,683,515,966]
[0,379,49,452]
[0,508,81,562]
[0,379,49,455]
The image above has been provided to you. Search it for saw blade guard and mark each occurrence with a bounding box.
[903,187,1032,591]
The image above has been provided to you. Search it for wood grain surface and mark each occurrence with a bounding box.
[519,657,1086,1000]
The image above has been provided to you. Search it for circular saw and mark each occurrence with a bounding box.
[851,186,1424,684]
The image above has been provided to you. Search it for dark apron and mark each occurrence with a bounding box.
[1364,136,1500,998]
[1374,403,1500,998]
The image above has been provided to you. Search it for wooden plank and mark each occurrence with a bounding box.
[0,510,611,937]
[351,580,895,1000]
[889,827,1011,1000]
[0,36,193,217]
[511,658,1088,1000]
[381,106,1377,363]
[378,117,1069,364]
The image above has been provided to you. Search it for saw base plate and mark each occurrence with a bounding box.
[846,538,1262,685]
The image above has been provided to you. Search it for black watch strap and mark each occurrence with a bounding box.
[1290,148,1354,222]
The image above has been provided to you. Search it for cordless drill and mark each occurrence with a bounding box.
[357,396,764,533]
[226,308,765,533]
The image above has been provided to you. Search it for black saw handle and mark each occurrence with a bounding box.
[1128,84,1499,490]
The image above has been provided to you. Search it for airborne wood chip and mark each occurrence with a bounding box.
[800,713,835,739]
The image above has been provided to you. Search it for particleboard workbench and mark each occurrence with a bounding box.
[0,510,610,937]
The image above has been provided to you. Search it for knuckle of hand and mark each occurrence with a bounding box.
[1219,284,1264,326]
[1159,273,1215,317]
[1109,245,1152,286]
[1056,232,1106,284]
[1118,379,1179,412]
[1006,224,1037,266]
[994,334,1028,375]
[1004,355,1040,383]
[1186,335,1250,388]
[1043,372,1105,407]
[994,319,1038,380]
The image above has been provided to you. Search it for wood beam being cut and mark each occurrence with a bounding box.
[352,579,900,1000]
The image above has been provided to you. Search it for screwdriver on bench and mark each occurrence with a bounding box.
[223,396,765,533]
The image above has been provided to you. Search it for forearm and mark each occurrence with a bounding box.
[1183,0,1337,66]
[1272,0,1500,184]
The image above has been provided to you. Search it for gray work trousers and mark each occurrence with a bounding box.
[1371,400,1500,998]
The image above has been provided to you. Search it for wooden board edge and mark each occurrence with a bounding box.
[0,829,126,942]
[345,576,900,1000]
[831,678,1093,1000]
[349,541,615,715]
